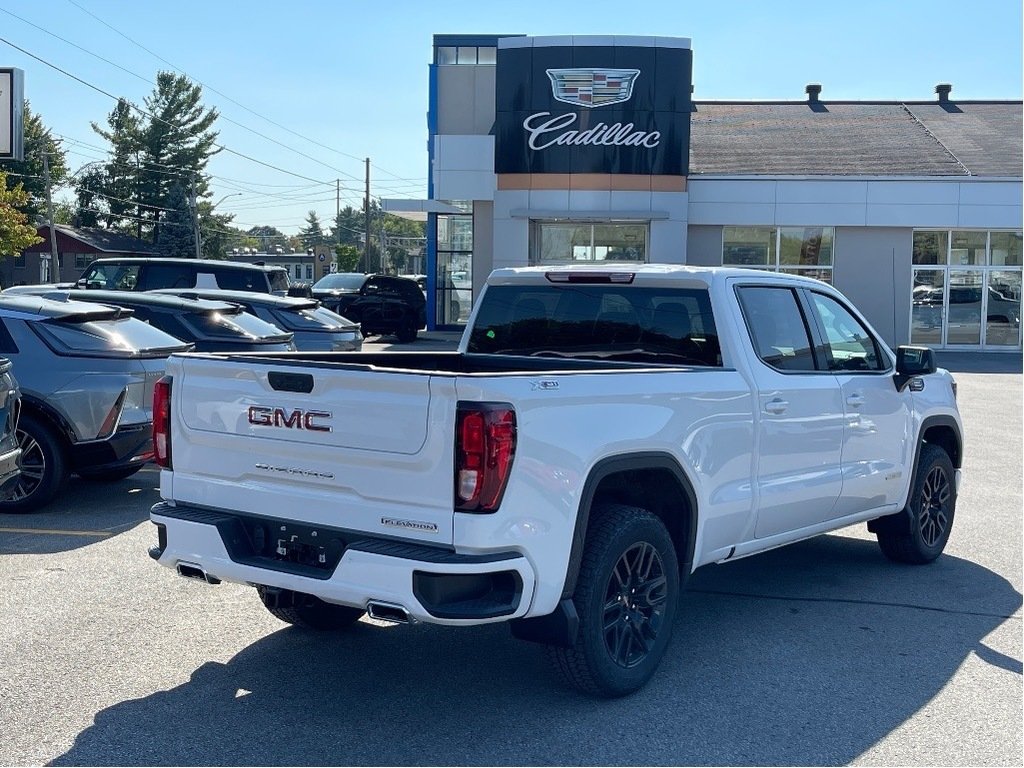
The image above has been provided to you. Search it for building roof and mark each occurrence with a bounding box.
[46,225,159,254]
[689,101,1022,177]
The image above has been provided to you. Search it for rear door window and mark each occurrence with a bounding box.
[138,264,195,290]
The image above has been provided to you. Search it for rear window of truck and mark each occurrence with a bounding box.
[467,285,722,367]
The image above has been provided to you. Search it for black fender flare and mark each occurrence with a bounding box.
[869,414,962,535]
[561,452,699,600]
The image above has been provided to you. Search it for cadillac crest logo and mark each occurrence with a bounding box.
[546,68,641,108]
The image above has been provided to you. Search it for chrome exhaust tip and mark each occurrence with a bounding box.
[366,601,410,624]
[176,562,221,585]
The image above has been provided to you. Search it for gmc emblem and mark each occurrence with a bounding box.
[247,406,332,433]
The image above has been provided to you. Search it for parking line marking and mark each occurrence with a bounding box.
[0,527,113,538]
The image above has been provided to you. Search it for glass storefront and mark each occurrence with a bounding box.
[434,203,473,326]
[533,221,647,263]
[911,230,1022,349]
[723,226,834,282]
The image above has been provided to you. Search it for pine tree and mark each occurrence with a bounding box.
[90,99,142,232]
[156,183,196,258]
[299,210,326,249]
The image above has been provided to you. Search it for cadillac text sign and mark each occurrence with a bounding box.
[0,68,25,162]
[494,43,692,175]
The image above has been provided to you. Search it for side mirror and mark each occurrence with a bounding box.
[76,278,87,289]
[894,345,936,391]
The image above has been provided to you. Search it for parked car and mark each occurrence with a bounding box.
[76,257,292,295]
[6,289,296,353]
[0,359,21,499]
[311,273,426,342]
[0,294,192,513]
[151,289,363,351]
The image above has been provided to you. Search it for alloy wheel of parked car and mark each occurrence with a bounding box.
[1,414,69,514]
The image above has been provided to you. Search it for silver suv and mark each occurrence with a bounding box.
[0,295,191,513]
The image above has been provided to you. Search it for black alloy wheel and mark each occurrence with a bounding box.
[602,541,669,668]
[876,443,956,564]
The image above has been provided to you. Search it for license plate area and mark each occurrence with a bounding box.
[215,514,347,579]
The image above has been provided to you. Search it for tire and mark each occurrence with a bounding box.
[0,413,69,514]
[876,444,956,564]
[77,465,145,482]
[256,586,364,630]
[547,504,679,697]
[395,320,418,343]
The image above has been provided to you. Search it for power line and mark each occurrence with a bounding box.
[0,35,333,186]
[64,0,421,184]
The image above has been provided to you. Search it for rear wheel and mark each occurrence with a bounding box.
[0,413,68,514]
[876,443,956,564]
[256,586,364,630]
[547,504,679,697]
[395,318,418,343]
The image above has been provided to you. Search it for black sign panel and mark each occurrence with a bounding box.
[494,44,692,176]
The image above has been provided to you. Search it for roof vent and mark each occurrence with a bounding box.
[935,83,952,103]
[805,83,822,102]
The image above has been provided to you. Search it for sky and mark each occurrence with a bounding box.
[1,0,1021,236]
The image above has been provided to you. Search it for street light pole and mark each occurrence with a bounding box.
[192,190,242,258]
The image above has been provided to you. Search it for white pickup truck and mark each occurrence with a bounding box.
[149,265,963,697]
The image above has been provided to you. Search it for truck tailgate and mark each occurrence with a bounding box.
[168,356,457,544]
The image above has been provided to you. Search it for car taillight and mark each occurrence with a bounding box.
[455,403,516,513]
[153,376,172,469]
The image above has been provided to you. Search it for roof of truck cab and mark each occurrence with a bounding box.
[488,264,831,285]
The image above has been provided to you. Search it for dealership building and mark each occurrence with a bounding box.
[383,34,1023,351]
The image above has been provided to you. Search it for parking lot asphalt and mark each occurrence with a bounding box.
[0,353,1020,766]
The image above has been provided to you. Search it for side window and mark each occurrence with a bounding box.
[137,264,193,291]
[737,286,817,372]
[82,264,140,290]
[0,319,19,353]
[808,292,885,372]
[212,268,257,291]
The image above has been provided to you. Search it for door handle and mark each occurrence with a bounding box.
[846,394,865,408]
[765,398,788,415]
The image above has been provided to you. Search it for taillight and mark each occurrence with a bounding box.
[153,376,172,469]
[455,403,516,513]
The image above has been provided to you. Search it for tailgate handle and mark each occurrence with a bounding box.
[268,371,314,393]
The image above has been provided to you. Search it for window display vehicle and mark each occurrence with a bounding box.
[0,294,191,513]
[148,265,963,696]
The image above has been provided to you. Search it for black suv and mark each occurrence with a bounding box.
[78,257,292,295]
[312,273,426,342]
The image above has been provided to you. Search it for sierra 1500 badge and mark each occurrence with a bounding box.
[248,406,332,432]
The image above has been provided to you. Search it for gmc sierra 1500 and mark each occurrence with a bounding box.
[148,265,962,697]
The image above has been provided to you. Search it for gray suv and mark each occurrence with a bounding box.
[0,295,191,513]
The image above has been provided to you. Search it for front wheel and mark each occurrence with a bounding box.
[395,319,418,343]
[547,504,679,697]
[876,443,956,564]
[256,586,364,630]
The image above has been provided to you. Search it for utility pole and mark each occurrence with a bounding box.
[363,158,371,271]
[189,177,201,258]
[42,153,60,283]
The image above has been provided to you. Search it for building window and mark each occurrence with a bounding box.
[435,46,496,65]
[435,207,474,325]
[73,253,92,270]
[533,222,648,263]
[305,264,313,280]
[723,226,833,283]
[14,253,26,269]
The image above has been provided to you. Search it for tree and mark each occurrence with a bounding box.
[299,210,327,249]
[247,225,287,252]
[0,102,68,221]
[156,183,196,258]
[196,201,237,259]
[89,99,142,233]
[334,244,361,273]
[0,170,43,257]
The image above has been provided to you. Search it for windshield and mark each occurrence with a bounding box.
[183,309,291,340]
[270,306,358,331]
[314,273,365,291]
[467,284,722,367]
[34,316,191,357]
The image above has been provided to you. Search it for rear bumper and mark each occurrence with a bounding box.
[149,502,536,625]
[70,423,153,473]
